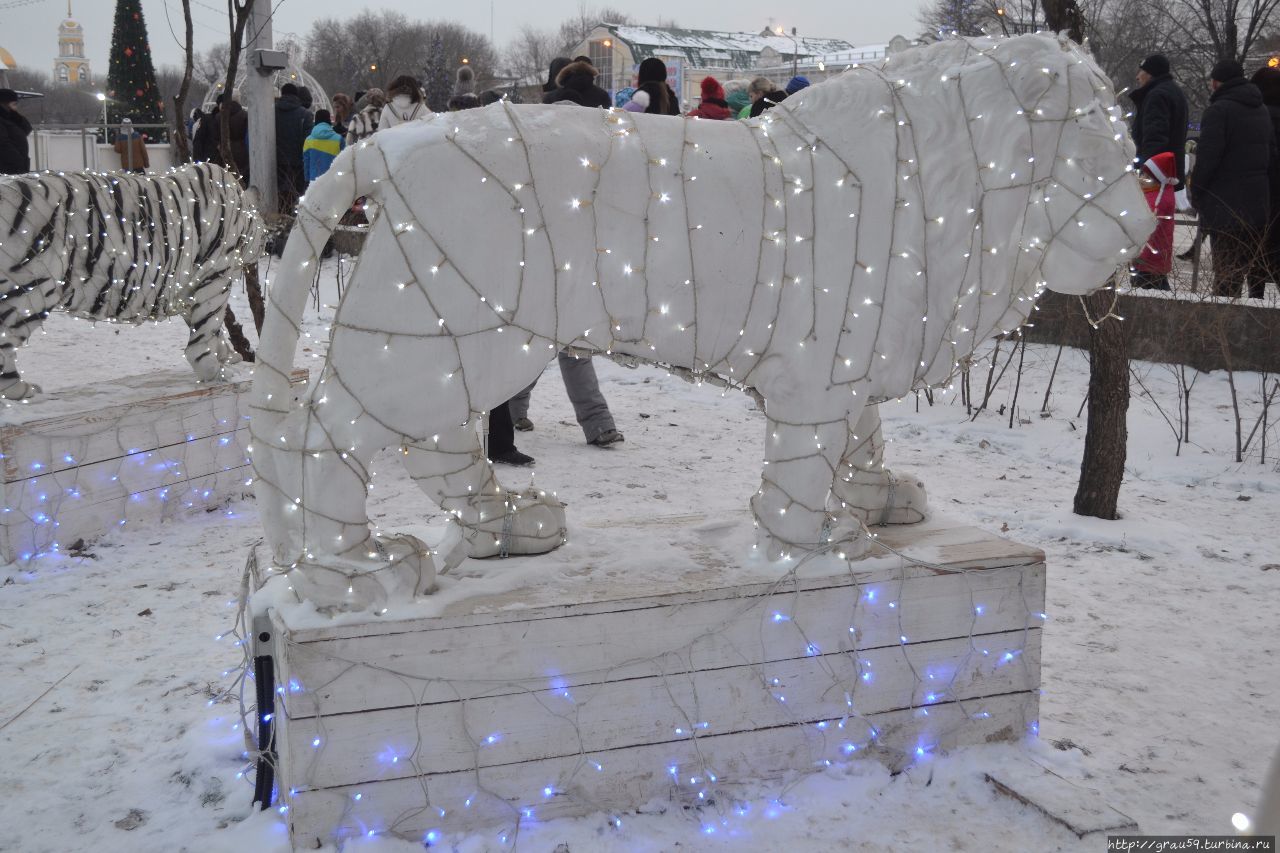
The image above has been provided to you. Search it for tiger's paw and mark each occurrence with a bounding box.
[0,379,42,402]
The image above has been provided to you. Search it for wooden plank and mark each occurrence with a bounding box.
[986,759,1139,837]
[283,524,1045,643]
[0,397,245,482]
[283,691,1038,846]
[0,368,305,481]
[1,378,245,481]
[283,629,1041,788]
[281,563,1045,717]
[0,464,252,558]
[1,428,248,513]
[0,368,304,561]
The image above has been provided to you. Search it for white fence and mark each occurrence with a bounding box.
[30,125,176,174]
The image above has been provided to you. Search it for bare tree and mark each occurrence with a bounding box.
[218,0,253,177]
[194,43,231,91]
[504,24,562,88]
[1029,0,1135,519]
[304,11,425,96]
[3,69,100,124]
[1161,0,1280,65]
[167,0,195,163]
[918,0,1000,37]
[556,4,632,52]
[301,12,496,102]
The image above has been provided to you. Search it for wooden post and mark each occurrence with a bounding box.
[246,0,277,215]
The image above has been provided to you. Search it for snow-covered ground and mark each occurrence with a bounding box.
[1,259,1277,853]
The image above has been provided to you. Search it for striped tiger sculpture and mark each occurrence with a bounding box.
[0,163,266,400]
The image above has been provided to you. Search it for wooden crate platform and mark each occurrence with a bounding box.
[261,522,1046,848]
[0,368,304,563]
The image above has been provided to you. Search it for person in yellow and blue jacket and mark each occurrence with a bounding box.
[302,109,344,185]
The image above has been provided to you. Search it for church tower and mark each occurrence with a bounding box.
[54,1,91,85]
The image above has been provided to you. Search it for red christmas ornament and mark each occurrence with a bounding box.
[136,89,144,97]
[124,47,133,57]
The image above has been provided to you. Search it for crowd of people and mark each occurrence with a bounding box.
[1128,53,1280,299]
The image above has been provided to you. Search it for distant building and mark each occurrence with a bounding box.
[568,23,916,109]
[54,2,92,85]
[0,45,15,89]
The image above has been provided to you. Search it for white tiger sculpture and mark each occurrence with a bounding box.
[0,162,266,399]
[250,35,1154,610]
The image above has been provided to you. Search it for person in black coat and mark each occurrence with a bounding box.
[1190,59,1274,298]
[1130,54,1189,190]
[274,83,314,213]
[636,57,680,115]
[542,58,611,109]
[1250,65,1280,295]
[0,88,32,175]
[747,76,788,118]
[542,57,571,95]
[192,94,222,162]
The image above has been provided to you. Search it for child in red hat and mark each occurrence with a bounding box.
[1133,150,1177,290]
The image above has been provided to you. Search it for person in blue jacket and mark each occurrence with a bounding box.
[302,109,344,185]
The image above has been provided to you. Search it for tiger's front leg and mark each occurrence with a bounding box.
[0,276,60,400]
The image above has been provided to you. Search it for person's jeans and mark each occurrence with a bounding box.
[508,351,616,442]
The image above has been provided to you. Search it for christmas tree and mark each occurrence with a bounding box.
[106,0,164,133]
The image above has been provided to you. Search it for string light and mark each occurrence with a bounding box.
[236,31,1146,842]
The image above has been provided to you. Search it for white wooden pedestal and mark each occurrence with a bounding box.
[262,522,1047,848]
[0,368,304,563]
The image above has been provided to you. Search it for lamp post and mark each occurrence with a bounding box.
[95,91,107,128]
[777,26,799,78]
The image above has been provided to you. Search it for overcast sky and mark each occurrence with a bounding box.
[3,0,928,78]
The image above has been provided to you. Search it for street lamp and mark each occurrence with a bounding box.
[776,26,799,78]
[95,91,107,127]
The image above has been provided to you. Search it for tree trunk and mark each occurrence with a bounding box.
[1043,0,1132,519]
[244,264,265,333]
[218,1,253,177]
[170,0,195,164]
[1073,289,1129,518]
[224,306,255,362]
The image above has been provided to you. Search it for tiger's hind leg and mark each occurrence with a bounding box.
[751,409,859,561]
[401,419,566,567]
[829,404,928,527]
[0,276,62,400]
[181,271,236,382]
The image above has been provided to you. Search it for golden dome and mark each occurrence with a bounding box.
[0,47,16,70]
[60,2,81,31]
